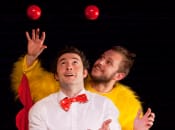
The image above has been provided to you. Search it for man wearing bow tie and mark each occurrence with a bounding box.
[28,46,121,130]
[11,28,155,130]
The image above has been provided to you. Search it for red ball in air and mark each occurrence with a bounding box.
[85,5,100,20]
[27,5,42,20]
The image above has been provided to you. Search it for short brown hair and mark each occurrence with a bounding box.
[111,46,136,76]
[52,46,89,74]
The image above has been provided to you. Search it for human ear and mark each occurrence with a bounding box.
[113,72,126,81]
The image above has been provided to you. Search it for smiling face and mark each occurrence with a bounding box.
[91,49,125,83]
[55,53,88,87]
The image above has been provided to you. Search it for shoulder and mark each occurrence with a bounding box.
[31,92,58,110]
[86,90,106,99]
[112,83,142,110]
[86,91,114,105]
[106,83,142,109]
[114,83,139,98]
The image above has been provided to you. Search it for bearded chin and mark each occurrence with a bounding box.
[90,74,111,84]
[90,70,118,84]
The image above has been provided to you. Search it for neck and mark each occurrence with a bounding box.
[91,81,115,93]
[61,83,84,97]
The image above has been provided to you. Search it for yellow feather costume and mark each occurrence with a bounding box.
[11,55,143,130]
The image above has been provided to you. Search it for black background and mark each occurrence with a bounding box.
[0,0,175,129]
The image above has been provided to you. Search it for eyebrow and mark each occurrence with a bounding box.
[103,54,113,62]
[58,57,80,62]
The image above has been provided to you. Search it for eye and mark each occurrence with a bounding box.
[60,61,66,65]
[59,60,66,65]
[73,60,78,64]
[106,60,112,65]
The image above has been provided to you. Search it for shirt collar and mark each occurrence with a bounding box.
[57,89,87,102]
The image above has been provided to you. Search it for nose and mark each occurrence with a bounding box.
[98,58,105,65]
[66,64,72,70]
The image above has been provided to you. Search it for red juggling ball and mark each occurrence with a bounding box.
[27,5,41,20]
[85,5,100,20]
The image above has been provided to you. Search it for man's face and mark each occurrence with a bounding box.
[55,53,87,85]
[91,49,123,82]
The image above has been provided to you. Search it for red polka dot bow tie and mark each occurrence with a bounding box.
[60,94,88,111]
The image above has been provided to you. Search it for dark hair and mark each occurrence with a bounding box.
[52,46,89,74]
[111,46,136,76]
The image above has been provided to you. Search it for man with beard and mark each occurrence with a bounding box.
[11,28,155,130]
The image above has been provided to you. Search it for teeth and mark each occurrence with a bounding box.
[95,66,100,70]
[65,74,73,76]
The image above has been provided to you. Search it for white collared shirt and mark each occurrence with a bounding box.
[29,89,121,130]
